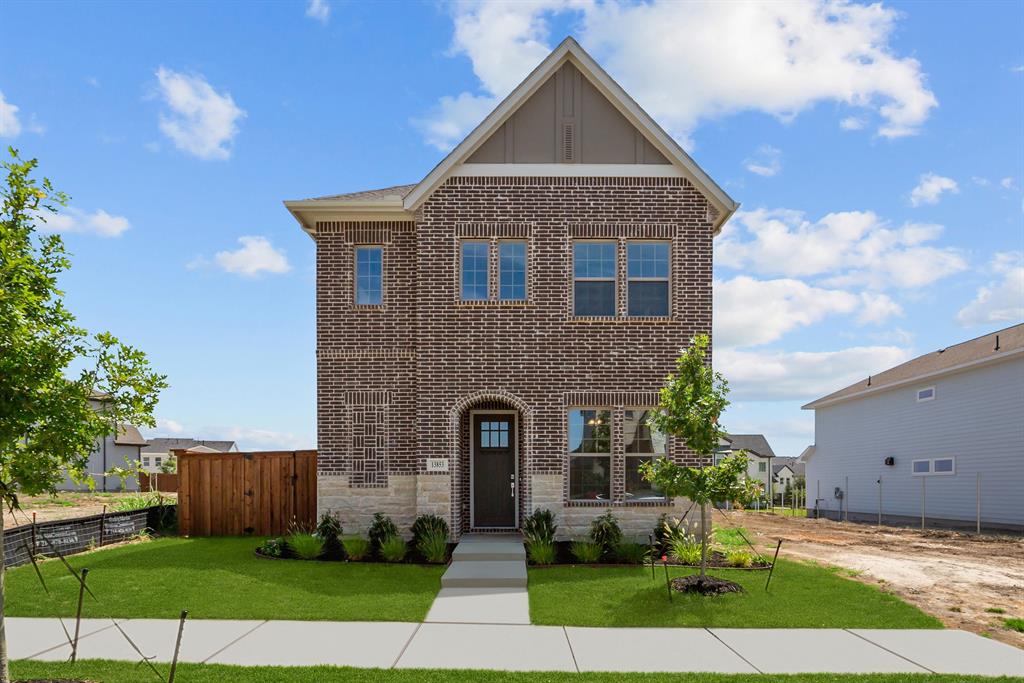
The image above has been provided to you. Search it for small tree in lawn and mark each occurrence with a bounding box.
[640,335,749,583]
[0,148,166,682]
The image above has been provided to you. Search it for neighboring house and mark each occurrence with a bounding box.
[803,324,1024,531]
[58,395,148,492]
[721,434,777,501]
[772,459,798,498]
[140,438,238,473]
[285,38,738,539]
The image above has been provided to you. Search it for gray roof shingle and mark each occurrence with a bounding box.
[724,434,776,458]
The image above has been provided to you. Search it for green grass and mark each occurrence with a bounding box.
[6,536,443,622]
[10,661,1019,683]
[744,506,808,518]
[528,560,942,628]
[1004,617,1024,633]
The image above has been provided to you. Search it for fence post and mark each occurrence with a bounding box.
[168,609,189,683]
[31,512,37,556]
[99,505,107,547]
[71,568,89,663]
[844,475,849,522]
[921,476,926,531]
[976,472,981,534]
[877,476,882,526]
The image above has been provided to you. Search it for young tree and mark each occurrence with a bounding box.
[640,335,749,580]
[0,148,166,681]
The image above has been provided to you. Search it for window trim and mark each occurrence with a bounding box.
[626,240,671,318]
[353,245,385,307]
[916,386,936,403]
[912,457,956,476]
[497,239,528,301]
[567,406,613,502]
[572,239,617,318]
[459,239,490,301]
[623,407,667,502]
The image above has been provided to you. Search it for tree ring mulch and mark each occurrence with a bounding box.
[671,575,744,595]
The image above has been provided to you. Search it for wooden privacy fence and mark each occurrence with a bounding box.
[177,450,316,536]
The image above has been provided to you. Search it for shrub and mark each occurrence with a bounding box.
[256,537,284,558]
[526,540,556,566]
[411,514,449,546]
[113,494,159,512]
[668,534,702,566]
[589,511,622,557]
[287,532,324,560]
[380,535,408,563]
[569,540,603,564]
[368,512,399,554]
[726,550,754,568]
[417,529,449,564]
[317,511,345,561]
[652,513,670,552]
[522,508,557,545]
[342,535,370,561]
[614,542,649,565]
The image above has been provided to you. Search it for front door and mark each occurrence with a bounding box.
[472,413,516,528]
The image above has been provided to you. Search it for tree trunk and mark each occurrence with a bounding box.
[699,501,708,578]
[1,508,10,683]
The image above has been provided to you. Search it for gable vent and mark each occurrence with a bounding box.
[561,122,575,162]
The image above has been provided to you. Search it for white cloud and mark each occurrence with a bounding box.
[0,91,23,138]
[210,235,291,277]
[1011,65,1024,73]
[717,345,912,401]
[743,145,782,177]
[856,292,903,325]
[38,207,131,237]
[156,418,185,434]
[306,0,329,24]
[909,172,959,207]
[86,76,101,88]
[146,420,309,450]
[420,1,937,150]
[972,176,991,187]
[839,116,865,131]
[414,92,499,151]
[154,67,246,160]
[956,252,1024,326]
[1000,177,1016,190]
[714,276,859,348]
[716,209,966,289]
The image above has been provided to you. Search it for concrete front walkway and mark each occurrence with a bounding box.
[428,534,529,625]
[9,617,1023,676]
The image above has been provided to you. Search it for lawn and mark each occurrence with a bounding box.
[10,661,1018,683]
[528,559,942,628]
[5,536,443,622]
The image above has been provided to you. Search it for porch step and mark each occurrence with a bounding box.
[440,560,528,588]
[451,541,526,562]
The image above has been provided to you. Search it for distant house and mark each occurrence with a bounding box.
[719,434,778,501]
[772,459,801,500]
[140,438,238,473]
[803,324,1023,531]
[58,395,148,492]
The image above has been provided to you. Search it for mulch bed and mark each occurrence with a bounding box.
[671,574,745,595]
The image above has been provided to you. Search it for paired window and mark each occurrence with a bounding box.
[568,409,612,501]
[572,240,670,317]
[916,386,936,402]
[460,240,528,301]
[912,457,955,476]
[624,409,666,501]
[355,246,383,305]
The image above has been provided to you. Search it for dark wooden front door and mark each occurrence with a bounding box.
[472,414,516,528]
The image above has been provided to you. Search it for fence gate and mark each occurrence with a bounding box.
[177,450,316,536]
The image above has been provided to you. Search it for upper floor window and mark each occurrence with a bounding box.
[499,241,527,300]
[568,408,611,500]
[461,241,489,301]
[573,242,616,316]
[355,246,383,305]
[916,386,935,403]
[624,408,666,501]
[627,242,669,317]
[758,461,767,473]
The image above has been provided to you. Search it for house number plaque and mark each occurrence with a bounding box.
[426,458,449,473]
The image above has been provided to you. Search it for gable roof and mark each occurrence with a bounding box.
[142,438,238,454]
[803,323,1024,410]
[724,434,776,459]
[797,445,816,463]
[285,37,737,237]
[114,425,148,447]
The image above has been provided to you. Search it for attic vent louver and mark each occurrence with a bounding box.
[562,122,575,162]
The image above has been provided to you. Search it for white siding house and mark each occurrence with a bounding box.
[803,324,1024,531]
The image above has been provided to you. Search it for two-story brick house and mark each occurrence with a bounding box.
[286,38,738,539]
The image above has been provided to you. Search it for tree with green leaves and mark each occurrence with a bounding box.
[640,335,749,580]
[0,148,166,681]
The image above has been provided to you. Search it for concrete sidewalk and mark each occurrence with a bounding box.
[9,617,1023,676]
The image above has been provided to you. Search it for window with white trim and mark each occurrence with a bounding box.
[913,457,955,476]
[916,386,936,402]
[624,408,666,501]
[573,242,616,316]
[568,408,611,500]
[627,242,669,317]
[142,456,151,468]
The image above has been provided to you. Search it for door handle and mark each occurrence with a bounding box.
[510,477,515,497]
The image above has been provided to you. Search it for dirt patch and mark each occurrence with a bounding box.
[727,510,1024,648]
[5,491,176,528]
[672,574,744,595]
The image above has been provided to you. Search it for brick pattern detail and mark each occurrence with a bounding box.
[315,177,713,534]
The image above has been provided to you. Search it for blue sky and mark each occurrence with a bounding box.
[2,0,1022,456]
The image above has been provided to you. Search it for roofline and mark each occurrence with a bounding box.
[802,346,1024,410]
[283,199,413,240]
[402,37,738,229]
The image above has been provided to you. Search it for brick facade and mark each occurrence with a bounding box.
[315,176,713,538]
